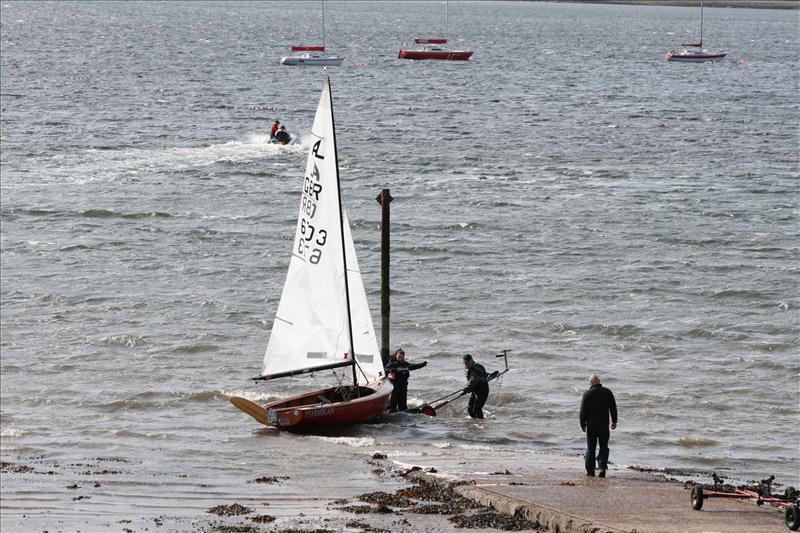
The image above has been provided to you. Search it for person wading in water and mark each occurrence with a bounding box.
[462,354,490,419]
[384,348,427,412]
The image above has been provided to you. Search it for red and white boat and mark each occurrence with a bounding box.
[281,46,344,67]
[667,0,726,63]
[230,80,391,430]
[399,38,473,61]
[399,2,473,61]
[281,1,344,67]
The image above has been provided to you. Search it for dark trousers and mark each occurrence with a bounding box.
[467,384,489,419]
[585,425,610,474]
[388,381,408,412]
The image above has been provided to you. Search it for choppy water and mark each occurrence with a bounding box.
[2,0,799,527]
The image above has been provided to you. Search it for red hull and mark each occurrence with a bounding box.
[265,379,392,429]
[398,49,473,61]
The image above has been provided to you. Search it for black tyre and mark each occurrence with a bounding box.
[691,486,704,511]
[786,505,800,531]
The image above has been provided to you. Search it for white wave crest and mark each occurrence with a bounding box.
[315,436,375,448]
[0,428,27,438]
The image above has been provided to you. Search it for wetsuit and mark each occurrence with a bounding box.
[464,363,490,419]
[274,129,291,144]
[385,360,427,411]
[579,383,618,475]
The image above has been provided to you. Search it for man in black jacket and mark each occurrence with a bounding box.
[384,348,427,412]
[579,374,618,477]
[463,354,490,419]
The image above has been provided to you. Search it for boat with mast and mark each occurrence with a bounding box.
[667,0,726,63]
[399,0,473,61]
[281,1,344,66]
[230,79,391,429]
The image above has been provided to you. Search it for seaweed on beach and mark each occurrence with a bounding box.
[250,475,289,484]
[206,524,260,533]
[344,520,390,533]
[0,461,35,473]
[207,503,253,516]
[249,514,276,523]
[357,491,415,507]
[449,509,543,531]
[339,504,395,514]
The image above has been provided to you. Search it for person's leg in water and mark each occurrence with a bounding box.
[395,381,408,411]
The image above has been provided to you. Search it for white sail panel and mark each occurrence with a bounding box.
[342,210,382,384]
[262,80,351,377]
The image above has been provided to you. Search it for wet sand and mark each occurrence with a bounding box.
[0,453,528,532]
[3,447,792,532]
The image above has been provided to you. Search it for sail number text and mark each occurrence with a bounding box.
[298,162,327,265]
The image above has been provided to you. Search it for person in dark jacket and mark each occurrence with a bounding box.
[463,354,490,419]
[274,125,291,144]
[384,348,427,412]
[579,374,618,477]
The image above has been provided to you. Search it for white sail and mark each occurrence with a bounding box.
[262,80,381,385]
[342,210,384,382]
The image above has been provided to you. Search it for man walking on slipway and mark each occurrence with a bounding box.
[579,374,618,477]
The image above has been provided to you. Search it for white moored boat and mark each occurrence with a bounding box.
[281,47,344,67]
[666,0,726,63]
[281,1,344,67]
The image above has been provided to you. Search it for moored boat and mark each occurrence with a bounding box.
[666,47,726,63]
[230,79,391,430]
[280,1,344,67]
[398,1,473,61]
[666,0,726,63]
[281,46,344,67]
[399,40,473,61]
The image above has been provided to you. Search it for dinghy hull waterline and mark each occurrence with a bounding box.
[231,379,392,429]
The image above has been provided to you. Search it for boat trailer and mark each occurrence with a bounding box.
[410,349,511,417]
[690,474,800,530]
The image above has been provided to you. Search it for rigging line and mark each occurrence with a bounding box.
[354,359,369,383]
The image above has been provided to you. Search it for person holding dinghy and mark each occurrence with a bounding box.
[462,353,490,419]
[385,348,427,412]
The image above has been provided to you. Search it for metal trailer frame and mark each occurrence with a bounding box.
[690,475,800,530]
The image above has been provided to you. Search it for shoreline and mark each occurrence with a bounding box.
[542,0,800,9]
[1,446,794,531]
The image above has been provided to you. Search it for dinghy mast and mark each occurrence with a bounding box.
[327,77,360,392]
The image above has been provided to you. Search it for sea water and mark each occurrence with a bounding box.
[1,0,798,528]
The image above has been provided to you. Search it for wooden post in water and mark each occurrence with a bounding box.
[376,189,393,368]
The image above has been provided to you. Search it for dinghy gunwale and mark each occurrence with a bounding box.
[230,378,393,429]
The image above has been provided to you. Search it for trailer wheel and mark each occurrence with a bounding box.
[691,486,704,510]
[786,504,800,531]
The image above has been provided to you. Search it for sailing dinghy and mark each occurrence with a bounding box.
[230,80,391,429]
